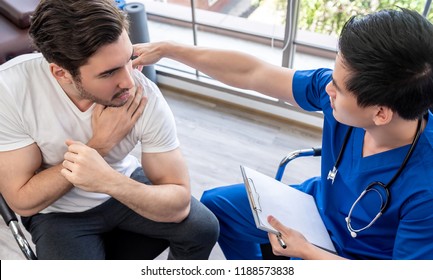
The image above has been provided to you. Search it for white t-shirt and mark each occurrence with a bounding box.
[0,53,179,213]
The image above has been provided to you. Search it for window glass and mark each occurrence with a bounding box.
[137,0,288,71]
[298,0,427,36]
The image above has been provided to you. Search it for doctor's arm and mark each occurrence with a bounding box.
[133,41,299,106]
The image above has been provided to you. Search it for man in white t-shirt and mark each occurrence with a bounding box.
[0,0,218,260]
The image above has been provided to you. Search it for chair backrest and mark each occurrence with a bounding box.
[275,147,322,181]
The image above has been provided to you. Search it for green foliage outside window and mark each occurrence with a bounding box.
[297,0,431,35]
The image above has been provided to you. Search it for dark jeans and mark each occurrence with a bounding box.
[21,168,219,260]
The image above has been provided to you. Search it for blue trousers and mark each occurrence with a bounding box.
[200,183,269,260]
[21,167,219,260]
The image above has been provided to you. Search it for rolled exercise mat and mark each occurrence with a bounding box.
[124,2,157,83]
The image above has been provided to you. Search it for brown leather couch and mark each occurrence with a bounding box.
[0,0,39,64]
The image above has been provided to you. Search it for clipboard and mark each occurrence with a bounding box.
[241,165,336,253]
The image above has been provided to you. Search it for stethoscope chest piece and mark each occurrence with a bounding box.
[345,217,358,238]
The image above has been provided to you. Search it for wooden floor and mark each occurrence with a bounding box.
[0,86,322,260]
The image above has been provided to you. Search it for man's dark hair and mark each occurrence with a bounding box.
[338,8,433,120]
[29,0,130,78]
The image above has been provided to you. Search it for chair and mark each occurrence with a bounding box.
[260,147,322,260]
[0,193,169,260]
[0,193,37,260]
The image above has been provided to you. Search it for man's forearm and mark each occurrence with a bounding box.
[13,135,132,215]
[13,164,73,216]
[97,171,191,223]
[110,182,191,223]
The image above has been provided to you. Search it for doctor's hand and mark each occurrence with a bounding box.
[61,140,119,193]
[267,215,346,260]
[132,42,168,69]
[267,215,309,259]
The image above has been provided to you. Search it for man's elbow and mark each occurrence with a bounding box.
[171,203,191,223]
[168,184,191,223]
[7,196,45,217]
[9,203,40,217]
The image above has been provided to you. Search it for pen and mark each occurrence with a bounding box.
[277,233,287,249]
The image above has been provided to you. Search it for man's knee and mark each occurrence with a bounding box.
[187,197,219,242]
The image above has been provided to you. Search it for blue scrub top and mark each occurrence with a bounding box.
[292,69,433,259]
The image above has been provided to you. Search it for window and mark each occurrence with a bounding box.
[125,0,432,125]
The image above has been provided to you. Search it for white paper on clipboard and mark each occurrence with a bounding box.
[241,165,336,253]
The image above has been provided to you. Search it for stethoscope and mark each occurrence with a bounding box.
[327,117,423,238]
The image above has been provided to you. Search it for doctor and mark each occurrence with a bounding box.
[132,8,433,259]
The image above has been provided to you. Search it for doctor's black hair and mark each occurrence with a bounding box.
[338,8,433,120]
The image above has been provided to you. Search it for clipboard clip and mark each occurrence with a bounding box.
[247,178,262,212]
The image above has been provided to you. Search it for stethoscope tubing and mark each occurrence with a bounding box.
[330,116,423,237]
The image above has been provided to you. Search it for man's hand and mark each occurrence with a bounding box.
[61,140,119,193]
[88,85,147,156]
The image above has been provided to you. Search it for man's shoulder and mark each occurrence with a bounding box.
[136,72,167,108]
[0,53,49,96]
[0,53,44,71]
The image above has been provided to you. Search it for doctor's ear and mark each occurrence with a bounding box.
[373,106,393,126]
[49,63,73,84]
